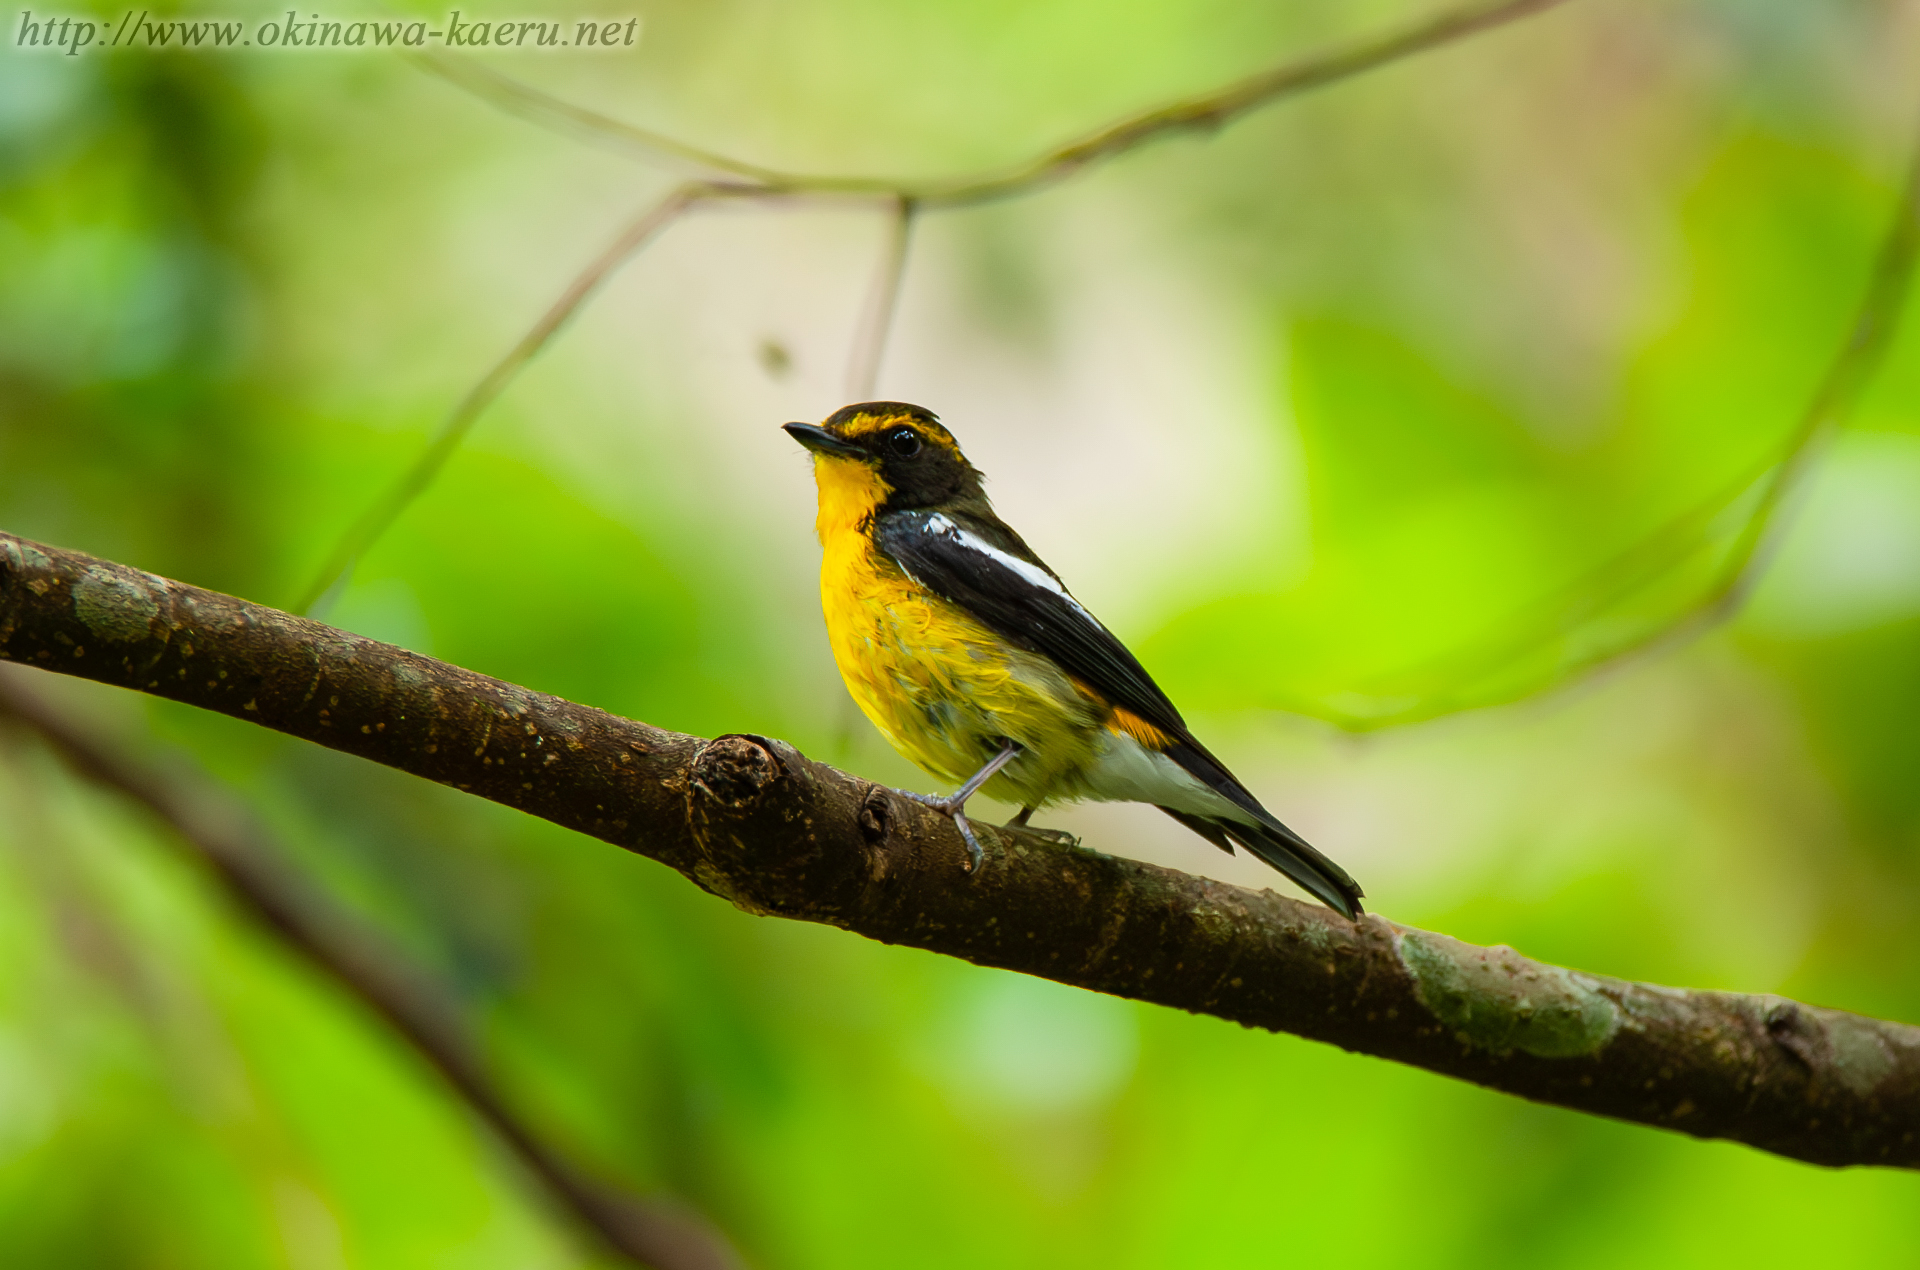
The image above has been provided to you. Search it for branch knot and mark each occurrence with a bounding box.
[1765,999,1819,1071]
[690,734,783,810]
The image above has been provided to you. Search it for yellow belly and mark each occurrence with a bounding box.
[821,531,1103,806]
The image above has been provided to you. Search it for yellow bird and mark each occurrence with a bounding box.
[785,402,1364,919]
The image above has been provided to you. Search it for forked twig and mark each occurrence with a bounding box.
[417,0,1575,206]
[305,0,1574,616]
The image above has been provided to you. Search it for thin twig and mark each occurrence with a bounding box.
[295,181,729,616]
[0,671,743,1270]
[844,195,917,401]
[1304,106,1920,730]
[417,0,1576,206]
[409,51,801,188]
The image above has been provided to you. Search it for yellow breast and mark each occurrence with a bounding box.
[808,454,1102,801]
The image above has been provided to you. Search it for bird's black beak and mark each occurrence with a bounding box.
[783,422,866,459]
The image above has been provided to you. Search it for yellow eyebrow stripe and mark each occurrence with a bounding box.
[835,410,965,459]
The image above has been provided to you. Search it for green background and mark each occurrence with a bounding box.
[3,0,1920,1263]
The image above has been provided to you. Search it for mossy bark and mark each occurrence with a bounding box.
[5,529,1917,1169]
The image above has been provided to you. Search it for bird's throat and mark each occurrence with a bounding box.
[811,456,892,543]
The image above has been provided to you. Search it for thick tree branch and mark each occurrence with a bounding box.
[0,672,741,1270]
[4,529,1918,1170]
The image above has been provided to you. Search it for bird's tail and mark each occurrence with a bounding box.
[1159,806,1365,921]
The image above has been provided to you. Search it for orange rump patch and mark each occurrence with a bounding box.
[1109,707,1173,749]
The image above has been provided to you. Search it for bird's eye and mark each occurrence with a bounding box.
[886,428,922,458]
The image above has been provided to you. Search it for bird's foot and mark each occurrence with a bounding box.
[896,789,986,872]
[894,742,1022,875]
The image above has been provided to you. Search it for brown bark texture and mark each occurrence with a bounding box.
[4,528,1917,1170]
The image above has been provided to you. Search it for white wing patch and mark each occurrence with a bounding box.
[923,513,1095,619]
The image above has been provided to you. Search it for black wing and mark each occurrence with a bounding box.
[875,509,1366,918]
[873,509,1188,738]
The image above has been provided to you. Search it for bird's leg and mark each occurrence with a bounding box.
[898,740,1021,872]
[1000,804,1079,848]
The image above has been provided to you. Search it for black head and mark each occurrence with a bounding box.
[783,401,986,512]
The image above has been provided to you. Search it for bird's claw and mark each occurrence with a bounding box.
[896,789,986,873]
[953,813,984,873]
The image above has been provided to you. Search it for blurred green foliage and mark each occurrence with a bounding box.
[4,0,1920,1265]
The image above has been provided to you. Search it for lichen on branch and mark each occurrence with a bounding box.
[4,528,1919,1170]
